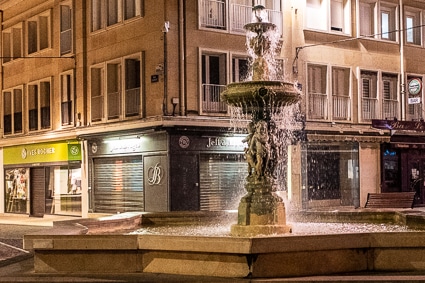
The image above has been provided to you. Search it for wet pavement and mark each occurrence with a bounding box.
[3,212,425,282]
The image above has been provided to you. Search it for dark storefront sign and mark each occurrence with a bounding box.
[372,119,425,132]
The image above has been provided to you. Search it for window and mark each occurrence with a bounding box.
[380,4,396,41]
[107,62,121,119]
[3,88,23,135]
[360,70,399,121]
[28,79,51,131]
[60,4,72,55]
[90,54,142,123]
[360,70,378,121]
[200,1,283,35]
[90,66,104,122]
[124,57,141,117]
[232,56,249,82]
[307,64,328,119]
[61,72,73,126]
[382,73,399,119]
[359,1,374,36]
[332,67,351,120]
[92,0,144,32]
[2,25,22,63]
[27,11,51,54]
[359,1,397,41]
[199,0,226,30]
[124,0,144,20]
[405,9,421,45]
[201,52,227,114]
[305,0,350,34]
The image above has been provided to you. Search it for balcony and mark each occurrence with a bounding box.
[332,95,351,121]
[361,98,378,121]
[200,0,282,34]
[308,92,328,120]
[382,99,399,120]
[202,84,227,114]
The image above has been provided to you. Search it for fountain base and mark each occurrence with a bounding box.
[231,223,292,237]
[231,180,292,236]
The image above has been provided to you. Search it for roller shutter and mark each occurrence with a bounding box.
[93,156,143,213]
[199,154,246,211]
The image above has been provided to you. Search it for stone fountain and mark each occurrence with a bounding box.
[221,5,300,236]
[23,5,425,280]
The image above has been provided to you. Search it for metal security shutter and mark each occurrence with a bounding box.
[199,154,246,211]
[93,156,143,213]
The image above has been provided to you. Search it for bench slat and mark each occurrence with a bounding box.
[365,192,415,209]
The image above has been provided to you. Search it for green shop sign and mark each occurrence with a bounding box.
[4,140,82,165]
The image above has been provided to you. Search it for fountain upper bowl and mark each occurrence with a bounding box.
[221,80,300,110]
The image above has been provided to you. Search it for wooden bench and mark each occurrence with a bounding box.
[365,192,416,209]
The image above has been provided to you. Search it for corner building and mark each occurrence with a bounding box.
[0,0,421,217]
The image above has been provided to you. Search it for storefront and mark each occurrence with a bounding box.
[3,140,82,216]
[169,130,248,211]
[301,137,360,209]
[86,131,169,213]
[373,119,425,206]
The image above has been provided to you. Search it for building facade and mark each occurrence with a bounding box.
[0,0,423,217]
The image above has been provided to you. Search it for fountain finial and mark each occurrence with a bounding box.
[252,5,268,23]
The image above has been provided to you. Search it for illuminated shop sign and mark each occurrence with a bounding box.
[4,140,81,165]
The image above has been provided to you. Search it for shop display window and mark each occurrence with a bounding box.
[5,168,29,214]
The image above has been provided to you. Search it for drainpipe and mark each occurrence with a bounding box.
[162,0,169,116]
[399,0,406,121]
[0,9,3,214]
[178,0,186,116]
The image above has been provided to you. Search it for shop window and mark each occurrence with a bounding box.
[332,67,351,121]
[360,70,378,121]
[5,168,29,214]
[28,80,51,131]
[405,9,421,45]
[201,52,227,114]
[60,4,72,55]
[302,142,359,208]
[49,166,82,215]
[307,64,328,120]
[27,11,51,54]
[2,25,22,63]
[3,88,23,135]
[61,72,73,126]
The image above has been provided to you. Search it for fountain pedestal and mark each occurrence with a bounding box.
[231,174,292,236]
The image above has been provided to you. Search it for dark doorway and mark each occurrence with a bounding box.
[30,167,47,217]
[170,153,199,211]
[406,152,425,206]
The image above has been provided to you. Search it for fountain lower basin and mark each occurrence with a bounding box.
[23,211,425,278]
